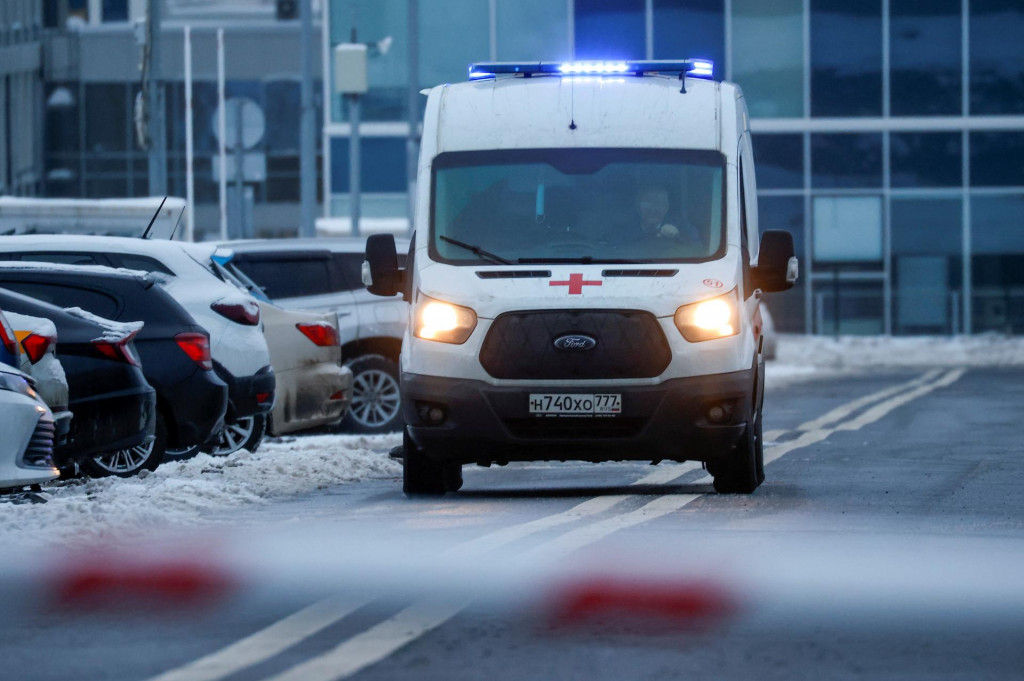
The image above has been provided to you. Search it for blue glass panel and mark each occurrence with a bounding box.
[732,0,802,117]
[971,0,1024,115]
[890,0,961,116]
[890,133,961,188]
[972,194,1024,255]
[330,137,407,193]
[971,132,1024,187]
[575,0,646,60]
[752,134,803,189]
[891,198,961,255]
[759,196,805,332]
[653,0,725,68]
[497,0,571,61]
[811,133,882,188]
[811,0,882,117]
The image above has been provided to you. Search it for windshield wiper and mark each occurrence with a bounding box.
[439,236,512,265]
[516,257,644,264]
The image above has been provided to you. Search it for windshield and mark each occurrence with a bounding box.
[431,148,725,265]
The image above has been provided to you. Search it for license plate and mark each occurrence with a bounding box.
[528,393,621,416]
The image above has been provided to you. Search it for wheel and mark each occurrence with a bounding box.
[206,414,267,457]
[402,428,446,496]
[342,355,403,434]
[83,412,167,478]
[164,444,202,461]
[711,403,763,494]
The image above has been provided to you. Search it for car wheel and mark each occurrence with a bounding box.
[402,428,445,496]
[343,355,403,433]
[711,402,763,494]
[206,414,267,457]
[164,444,202,461]
[83,412,167,478]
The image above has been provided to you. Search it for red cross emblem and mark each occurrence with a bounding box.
[549,273,602,295]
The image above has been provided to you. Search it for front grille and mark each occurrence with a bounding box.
[601,269,678,278]
[480,309,672,380]
[503,417,645,439]
[476,270,551,279]
[23,413,55,467]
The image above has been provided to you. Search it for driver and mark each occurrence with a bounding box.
[634,186,701,244]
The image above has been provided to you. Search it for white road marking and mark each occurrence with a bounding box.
[144,596,366,681]
[156,369,965,681]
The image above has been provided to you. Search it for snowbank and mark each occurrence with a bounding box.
[766,333,1024,389]
[1,433,401,548]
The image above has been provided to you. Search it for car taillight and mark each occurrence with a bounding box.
[93,331,142,367]
[21,333,55,365]
[175,332,213,370]
[211,299,261,326]
[0,311,17,357]
[296,322,340,347]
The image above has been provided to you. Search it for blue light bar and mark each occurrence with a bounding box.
[468,59,715,81]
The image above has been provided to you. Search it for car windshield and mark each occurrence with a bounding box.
[431,148,725,265]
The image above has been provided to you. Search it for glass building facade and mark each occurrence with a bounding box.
[29,1,1024,335]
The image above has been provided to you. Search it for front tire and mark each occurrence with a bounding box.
[402,428,446,496]
[711,404,763,494]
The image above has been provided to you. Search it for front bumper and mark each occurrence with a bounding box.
[402,369,755,465]
[215,363,276,422]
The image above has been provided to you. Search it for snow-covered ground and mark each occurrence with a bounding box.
[1,434,401,547]
[6,334,1024,547]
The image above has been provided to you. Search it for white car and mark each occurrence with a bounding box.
[215,238,409,434]
[0,362,59,491]
[0,235,275,456]
[364,59,799,496]
[4,310,72,445]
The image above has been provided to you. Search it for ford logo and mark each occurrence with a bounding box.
[554,334,597,351]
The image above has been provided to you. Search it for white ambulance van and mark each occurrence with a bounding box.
[364,60,798,496]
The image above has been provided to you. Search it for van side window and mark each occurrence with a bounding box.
[739,157,753,297]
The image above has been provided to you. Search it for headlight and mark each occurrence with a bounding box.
[414,295,478,344]
[0,372,39,400]
[674,290,740,342]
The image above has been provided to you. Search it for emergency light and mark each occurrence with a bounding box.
[468,59,714,81]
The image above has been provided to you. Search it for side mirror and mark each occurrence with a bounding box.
[754,230,798,293]
[364,234,406,298]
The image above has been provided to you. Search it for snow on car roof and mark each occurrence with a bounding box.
[218,236,410,254]
[0,260,151,281]
[63,307,144,343]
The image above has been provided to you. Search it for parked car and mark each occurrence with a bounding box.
[2,289,155,474]
[0,361,59,491]
[4,309,73,445]
[0,236,275,456]
[0,304,17,367]
[214,237,409,433]
[0,263,226,476]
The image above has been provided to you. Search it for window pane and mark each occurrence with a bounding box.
[265,81,300,153]
[895,256,952,332]
[732,0,803,118]
[970,0,1024,115]
[813,195,882,262]
[1,283,120,320]
[653,0,724,68]
[811,133,882,188]
[972,193,1024,255]
[329,0,408,122]
[497,0,571,61]
[971,132,1024,188]
[332,253,366,292]
[752,134,803,189]
[890,0,961,116]
[890,133,961,188]
[758,196,805,332]
[818,282,884,335]
[234,259,335,299]
[420,0,489,88]
[576,0,646,60]
[891,198,961,255]
[811,0,882,117]
[85,84,127,152]
[16,252,103,266]
[330,137,407,193]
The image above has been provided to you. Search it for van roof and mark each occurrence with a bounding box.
[429,76,734,155]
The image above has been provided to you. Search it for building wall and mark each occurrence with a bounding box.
[1,0,44,198]
[32,0,1024,334]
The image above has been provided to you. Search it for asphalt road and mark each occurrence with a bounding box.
[5,367,1024,681]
